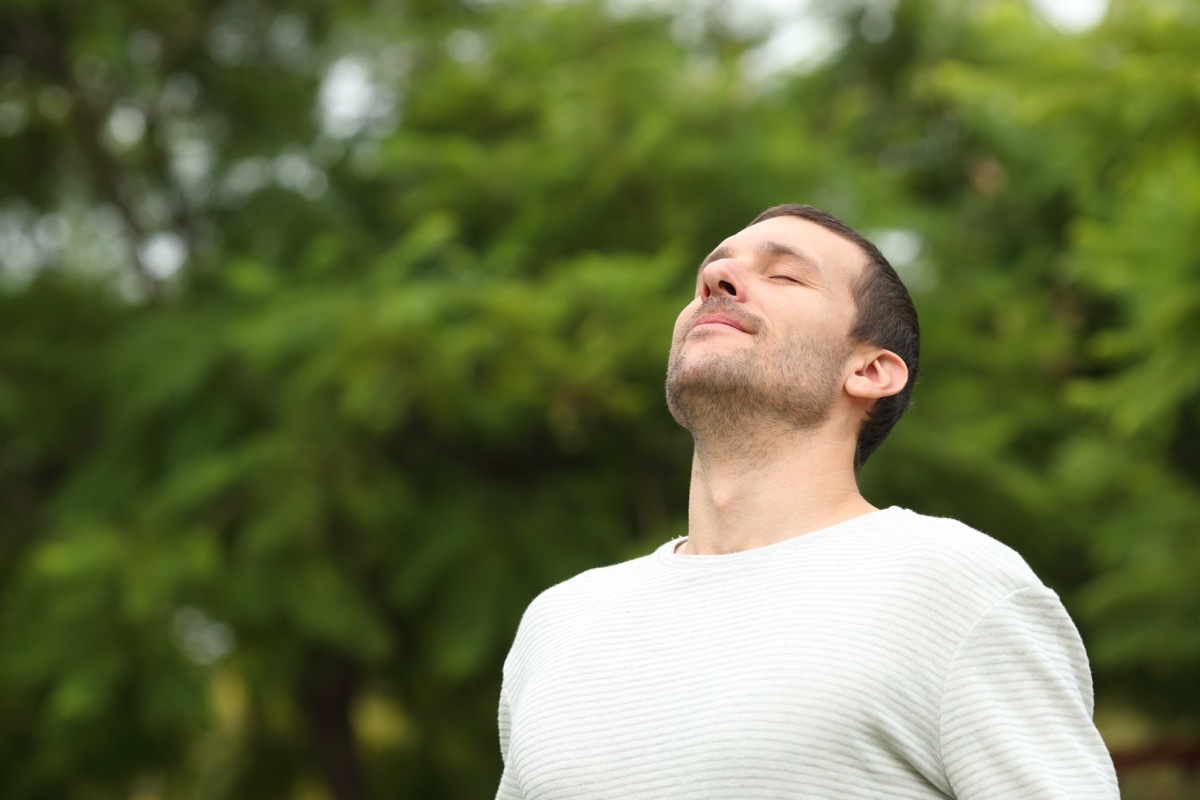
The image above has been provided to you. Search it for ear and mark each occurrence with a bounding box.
[845,348,908,402]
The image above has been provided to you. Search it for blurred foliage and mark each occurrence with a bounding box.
[0,0,1197,797]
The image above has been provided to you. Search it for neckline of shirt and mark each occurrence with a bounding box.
[655,506,904,568]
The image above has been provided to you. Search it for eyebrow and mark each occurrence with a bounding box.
[695,240,823,280]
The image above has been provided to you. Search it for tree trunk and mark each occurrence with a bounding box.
[302,652,365,800]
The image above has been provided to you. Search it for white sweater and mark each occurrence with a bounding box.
[494,507,1119,799]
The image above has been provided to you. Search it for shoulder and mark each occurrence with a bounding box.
[883,507,1042,586]
[503,546,664,665]
[529,546,662,614]
[855,508,1048,624]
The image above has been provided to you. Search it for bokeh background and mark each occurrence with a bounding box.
[1,0,1198,797]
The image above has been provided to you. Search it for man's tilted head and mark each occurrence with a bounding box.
[665,204,920,470]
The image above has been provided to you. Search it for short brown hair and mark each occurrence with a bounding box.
[749,204,920,471]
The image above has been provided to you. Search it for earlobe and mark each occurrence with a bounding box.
[845,349,908,400]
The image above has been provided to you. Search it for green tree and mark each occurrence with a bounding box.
[1,0,1196,798]
[0,0,834,796]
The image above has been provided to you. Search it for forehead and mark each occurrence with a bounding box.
[718,215,870,289]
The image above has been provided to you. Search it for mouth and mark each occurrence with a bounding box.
[690,312,751,334]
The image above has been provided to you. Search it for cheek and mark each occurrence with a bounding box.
[672,300,700,340]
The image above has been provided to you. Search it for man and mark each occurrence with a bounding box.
[494,205,1119,799]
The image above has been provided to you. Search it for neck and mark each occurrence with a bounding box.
[681,426,875,555]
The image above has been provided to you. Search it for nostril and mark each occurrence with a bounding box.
[719,280,736,296]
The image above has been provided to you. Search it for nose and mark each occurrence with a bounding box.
[699,259,741,300]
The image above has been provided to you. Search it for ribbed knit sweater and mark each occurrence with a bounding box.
[494,507,1118,799]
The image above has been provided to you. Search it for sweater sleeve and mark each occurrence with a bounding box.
[938,585,1119,799]
[494,683,521,800]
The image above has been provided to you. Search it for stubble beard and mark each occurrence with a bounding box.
[665,327,848,453]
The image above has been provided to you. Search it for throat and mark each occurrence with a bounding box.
[683,441,869,555]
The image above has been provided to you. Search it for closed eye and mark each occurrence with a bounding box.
[770,275,803,284]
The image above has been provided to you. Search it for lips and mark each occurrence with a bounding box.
[691,312,751,334]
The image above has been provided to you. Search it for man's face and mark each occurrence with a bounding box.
[665,215,868,433]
